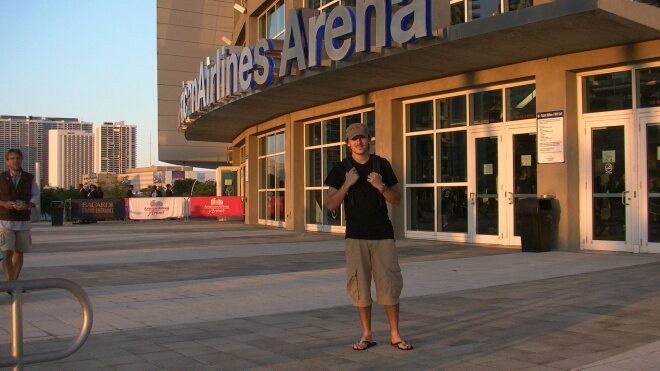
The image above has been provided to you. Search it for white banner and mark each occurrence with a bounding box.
[128,197,186,220]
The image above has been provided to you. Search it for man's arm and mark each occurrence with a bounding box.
[325,168,360,211]
[380,184,401,206]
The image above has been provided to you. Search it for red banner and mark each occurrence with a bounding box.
[188,196,244,217]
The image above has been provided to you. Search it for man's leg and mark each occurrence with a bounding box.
[385,304,412,349]
[3,251,23,281]
[357,305,372,341]
[2,251,11,281]
[9,251,23,280]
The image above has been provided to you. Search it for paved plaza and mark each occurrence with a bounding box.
[1,219,660,370]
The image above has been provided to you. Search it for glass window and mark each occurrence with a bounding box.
[259,0,285,40]
[437,95,467,128]
[306,148,322,187]
[407,134,434,184]
[638,66,660,108]
[583,71,633,113]
[306,121,321,146]
[324,118,341,143]
[470,0,502,20]
[438,131,467,183]
[258,130,286,223]
[408,187,435,231]
[307,0,355,12]
[450,0,466,25]
[470,89,503,125]
[506,84,536,121]
[407,101,434,132]
[508,0,533,11]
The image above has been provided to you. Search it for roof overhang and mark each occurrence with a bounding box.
[183,0,660,143]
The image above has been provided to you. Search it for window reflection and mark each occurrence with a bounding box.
[506,84,536,121]
[471,89,503,125]
[407,101,434,132]
[407,134,434,184]
[408,187,434,231]
[438,131,467,183]
[584,71,633,113]
[638,67,660,108]
[437,96,467,128]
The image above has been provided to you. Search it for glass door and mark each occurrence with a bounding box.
[641,117,660,253]
[470,126,537,246]
[471,130,503,244]
[508,129,538,246]
[584,116,634,252]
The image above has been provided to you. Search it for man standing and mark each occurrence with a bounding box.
[77,183,87,199]
[0,149,39,281]
[165,184,173,197]
[151,185,162,197]
[125,184,134,198]
[324,123,413,351]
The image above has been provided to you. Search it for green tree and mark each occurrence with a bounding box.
[172,179,195,196]
[196,180,217,196]
[98,176,131,198]
[170,179,217,196]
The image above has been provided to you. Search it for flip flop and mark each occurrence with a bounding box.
[353,340,377,351]
[391,339,413,350]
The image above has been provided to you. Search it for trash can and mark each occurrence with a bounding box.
[51,201,64,226]
[517,196,560,252]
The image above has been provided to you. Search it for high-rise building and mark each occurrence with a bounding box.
[0,115,93,184]
[94,121,137,174]
[48,129,94,189]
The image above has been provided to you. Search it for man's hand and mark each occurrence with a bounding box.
[345,168,360,187]
[13,200,29,211]
[367,172,386,193]
[2,201,16,210]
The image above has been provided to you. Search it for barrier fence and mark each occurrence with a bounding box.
[64,196,244,222]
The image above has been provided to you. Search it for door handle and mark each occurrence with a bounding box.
[506,191,513,205]
[621,190,630,206]
[469,192,475,205]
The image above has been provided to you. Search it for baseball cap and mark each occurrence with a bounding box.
[345,123,370,140]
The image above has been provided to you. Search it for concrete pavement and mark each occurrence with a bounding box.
[1,219,660,370]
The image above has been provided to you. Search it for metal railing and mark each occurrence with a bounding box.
[0,279,93,371]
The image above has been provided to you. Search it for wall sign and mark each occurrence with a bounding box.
[179,0,435,125]
[537,110,565,164]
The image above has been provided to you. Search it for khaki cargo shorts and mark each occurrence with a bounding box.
[345,238,403,307]
[0,229,32,253]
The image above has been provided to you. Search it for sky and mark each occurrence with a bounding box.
[0,0,162,168]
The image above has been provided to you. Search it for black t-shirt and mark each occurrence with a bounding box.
[324,155,398,240]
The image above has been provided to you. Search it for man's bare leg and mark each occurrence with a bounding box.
[385,304,412,349]
[3,251,23,281]
[10,252,23,280]
[357,305,372,341]
[2,252,11,281]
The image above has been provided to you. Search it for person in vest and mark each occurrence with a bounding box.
[324,123,413,351]
[0,148,39,281]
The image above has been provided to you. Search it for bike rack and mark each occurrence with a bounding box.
[0,279,93,371]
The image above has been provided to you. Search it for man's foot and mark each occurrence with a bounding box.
[391,339,413,350]
[352,340,377,351]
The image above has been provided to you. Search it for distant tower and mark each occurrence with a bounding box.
[49,130,94,189]
[94,121,137,174]
[0,115,93,185]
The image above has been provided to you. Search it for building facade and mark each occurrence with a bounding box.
[161,0,660,253]
[123,166,215,193]
[94,121,137,174]
[48,129,94,189]
[0,115,93,185]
